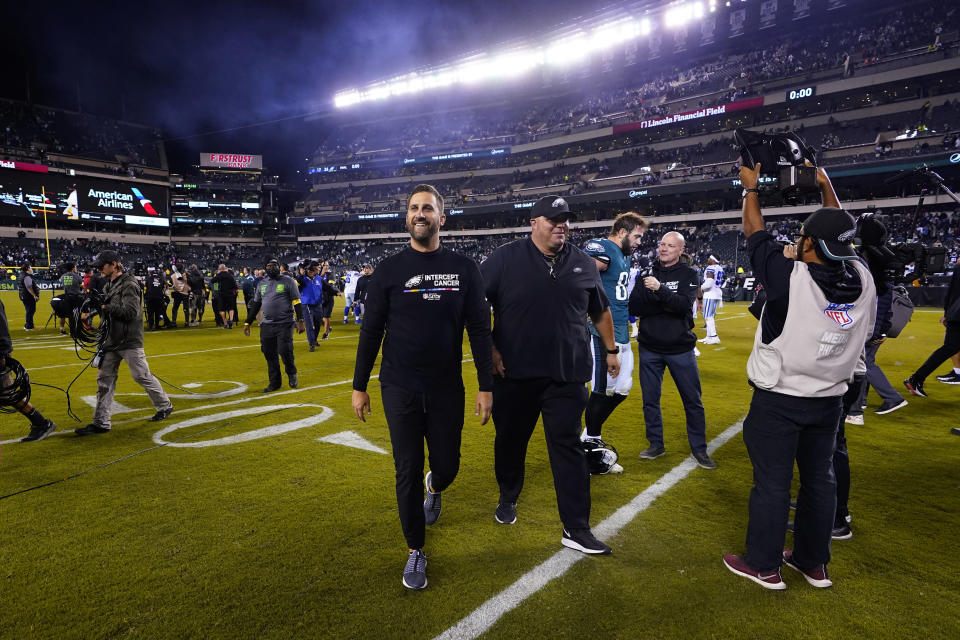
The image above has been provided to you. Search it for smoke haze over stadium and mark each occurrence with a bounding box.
[0,0,573,177]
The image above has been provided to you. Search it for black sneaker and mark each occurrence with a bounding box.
[309,344,315,352]
[875,399,908,415]
[936,372,960,384]
[952,427,960,436]
[75,423,110,436]
[288,374,298,389]
[402,549,427,590]
[903,378,927,397]
[495,501,517,525]
[149,407,174,422]
[22,419,56,442]
[561,528,612,555]
[262,384,281,393]
[831,524,853,540]
[423,471,442,526]
[692,450,717,469]
[321,330,330,340]
[638,445,666,459]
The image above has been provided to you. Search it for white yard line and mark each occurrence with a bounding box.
[433,420,744,640]
[27,334,359,371]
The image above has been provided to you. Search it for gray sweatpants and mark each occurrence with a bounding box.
[93,347,172,427]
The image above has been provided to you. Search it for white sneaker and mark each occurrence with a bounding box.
[605,463,624,474]
[844,414,864,426]
[694,347,701,357]
[700,336,721,345]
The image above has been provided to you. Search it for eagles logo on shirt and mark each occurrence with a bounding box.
[404,275,424,288]
[824,302,855,327]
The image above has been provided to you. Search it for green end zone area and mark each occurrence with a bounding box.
[2,291,958,639]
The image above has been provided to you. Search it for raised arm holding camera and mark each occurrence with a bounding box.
[724,162,876,591]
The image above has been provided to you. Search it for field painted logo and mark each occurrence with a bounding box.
[152,404,333,447]
[824,302,855,327]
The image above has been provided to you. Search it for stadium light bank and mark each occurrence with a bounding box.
[333,1,718,109]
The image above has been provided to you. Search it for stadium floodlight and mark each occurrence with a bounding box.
[334,90,361,109]
[591,19,639,50]
[546,33,589,66]
[639,17,652,35]
[665,2,705,28]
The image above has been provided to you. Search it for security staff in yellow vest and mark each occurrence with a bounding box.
[723,163,876,591]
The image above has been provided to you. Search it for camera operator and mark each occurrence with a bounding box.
[724,163,876,590]
[57,263,84,335]
[76,250,173,436]
[844,214,908,423]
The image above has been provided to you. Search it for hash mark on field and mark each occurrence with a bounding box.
[433,420,744,640]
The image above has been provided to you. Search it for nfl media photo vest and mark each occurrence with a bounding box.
[747,260,875,398]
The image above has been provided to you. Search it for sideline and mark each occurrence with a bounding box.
[432,419,744,640]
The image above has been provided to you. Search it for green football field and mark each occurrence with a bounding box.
[2,290,958,639]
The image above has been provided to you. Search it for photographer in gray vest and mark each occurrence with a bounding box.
[723,163,876,591]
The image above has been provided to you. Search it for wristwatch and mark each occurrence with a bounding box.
[606,347,619,354]
[742,187,760,197]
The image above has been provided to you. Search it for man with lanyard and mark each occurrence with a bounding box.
[580,212,648,474]
[723,162,875,590]
[299,261,324,351]
[243,257,305,392]
[481,195,619,556]
[352,183,493,591]
[699,255,725,345]
[76,250,174,436]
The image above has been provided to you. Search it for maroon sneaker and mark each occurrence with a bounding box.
[722,554,786,590]
[782,549,833,588]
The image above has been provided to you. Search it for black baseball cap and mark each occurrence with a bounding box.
[801,207,858,261]
[265,256,279,265]
[93,250,121,268]
[530,195,575,221]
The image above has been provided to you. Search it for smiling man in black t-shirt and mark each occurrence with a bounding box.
[352,184,494,591]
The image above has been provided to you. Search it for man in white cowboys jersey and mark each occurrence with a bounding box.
[699,255,725,345]
[342,268,362,324]
[581,212,649,474]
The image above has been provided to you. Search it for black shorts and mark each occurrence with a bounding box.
[322,299,335,319]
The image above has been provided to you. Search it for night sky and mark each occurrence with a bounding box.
[1,0,581,181]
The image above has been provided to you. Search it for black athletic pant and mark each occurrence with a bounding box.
[171,292,187,324]
[260,321,296,387]
[22,295,36,329]
[743,389,840,573]
[913,321,960,383]
[492,377,591,530]
[146,298,165,329]
[833,374,863,527]
[381,383,465,550]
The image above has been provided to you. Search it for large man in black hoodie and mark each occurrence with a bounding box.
[628,231,715,469]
